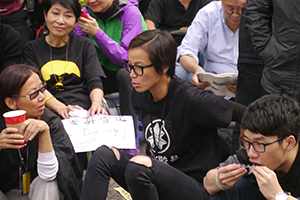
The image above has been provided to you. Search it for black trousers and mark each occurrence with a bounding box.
[231,63,265,154]
[81,146,210,200]
[101,68,137,131]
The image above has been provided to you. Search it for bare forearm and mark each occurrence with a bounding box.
[90,88,104,103]
[145,19,156,30]
[178,55,205,74]
[38,129,53,153]
[203,169,221,195]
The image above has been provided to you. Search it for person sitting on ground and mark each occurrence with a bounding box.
[0,64,82,200]
[204,94,300,200]
[144,0,212,46]
[176,0,241,92]
[0,22,23,73]
[74,0,148,130]
[23,0,107,172]
[80,29,246,200]
[23,0,107,119]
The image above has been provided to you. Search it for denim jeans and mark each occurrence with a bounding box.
[81,146,210,200]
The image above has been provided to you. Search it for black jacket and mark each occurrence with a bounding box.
[0,109,82,199]
[243,0,300,101]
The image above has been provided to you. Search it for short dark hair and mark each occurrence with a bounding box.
[128,30,177,77]
[241,94,300,142]
[44,0,81,21]
[0,64,41,115]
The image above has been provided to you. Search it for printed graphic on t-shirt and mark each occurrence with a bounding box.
[40,60,81,82]
[145,119,170,154]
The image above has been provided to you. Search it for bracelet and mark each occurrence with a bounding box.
[215,172,226,191]
[45,96,56,104]
[92,100,103,106]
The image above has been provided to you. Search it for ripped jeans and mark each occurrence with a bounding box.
[81,145,210,200]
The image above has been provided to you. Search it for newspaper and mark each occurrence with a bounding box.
[197,72,237,97]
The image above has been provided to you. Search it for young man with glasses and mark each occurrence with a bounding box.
[203,94,300,200]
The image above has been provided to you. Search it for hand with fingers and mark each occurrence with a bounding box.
[252,166,285,200]
[88,101,108,117]
[0,127,26,150]
[56,103,84,119]
[78,13,100,36]
[192,73,211,89]
[19,119,50,143]
[204,163,247,195]
[217,164,248,190]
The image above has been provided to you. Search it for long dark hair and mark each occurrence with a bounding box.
[0,64,41,115]
[128,30,177,77]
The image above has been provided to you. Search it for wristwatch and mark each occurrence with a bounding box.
[275,192,289,200]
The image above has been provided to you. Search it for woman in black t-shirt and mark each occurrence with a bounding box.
[23,0,107,119]
[81,30,246,200]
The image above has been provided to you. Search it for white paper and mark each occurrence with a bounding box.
[197,72,237,97]
[62,110,136,153]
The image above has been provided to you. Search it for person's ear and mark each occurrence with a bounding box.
[162,65,169,74]
[4,97,18,110]
[43,11,48,22]
[286,135,297,151]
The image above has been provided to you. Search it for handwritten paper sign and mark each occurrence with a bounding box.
[61,112,136,153]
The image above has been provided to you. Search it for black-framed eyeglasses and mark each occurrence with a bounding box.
[12,82,47,100]
[224,10,242,15]
[123,60,154,76]
[239,137,287,153]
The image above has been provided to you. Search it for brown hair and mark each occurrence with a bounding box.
[128,30,177,77]
[0,64,40,115]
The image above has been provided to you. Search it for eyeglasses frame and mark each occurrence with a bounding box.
[123,60,154,76]
[239,136,287,153]
[12,82,47,100]
[224,10,242,15]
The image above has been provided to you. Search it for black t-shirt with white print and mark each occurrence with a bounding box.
[132,75,233,182]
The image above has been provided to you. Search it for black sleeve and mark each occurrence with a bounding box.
[86,76,103,93]
[23,41,39,68]
[82,37,106,80]
[243,0,273,55]
[41,109,82,200]
[232,102,247,123]
[0,24,23,73]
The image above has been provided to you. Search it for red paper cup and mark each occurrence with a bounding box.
[3,110,27,146]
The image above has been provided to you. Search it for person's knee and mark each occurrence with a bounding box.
[125,156,153,185]
[129,155,152,167]
[108,146,120,160]
[88,145,121,168]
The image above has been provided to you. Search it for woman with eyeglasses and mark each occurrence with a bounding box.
[23,0,107,119]
[0,64,82,199]
[81,30,246,200]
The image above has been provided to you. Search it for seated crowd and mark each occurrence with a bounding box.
[0,0,299,200]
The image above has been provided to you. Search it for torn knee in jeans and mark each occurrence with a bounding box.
[108,146,120,160]
[130,155,152,167]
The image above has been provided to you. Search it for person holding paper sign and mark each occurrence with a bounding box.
[23,0,107,119]
[81,30,246,200]
[176,0,241,92]
[0,64,82,200]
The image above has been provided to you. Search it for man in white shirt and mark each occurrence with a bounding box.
[176,0,241,90]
